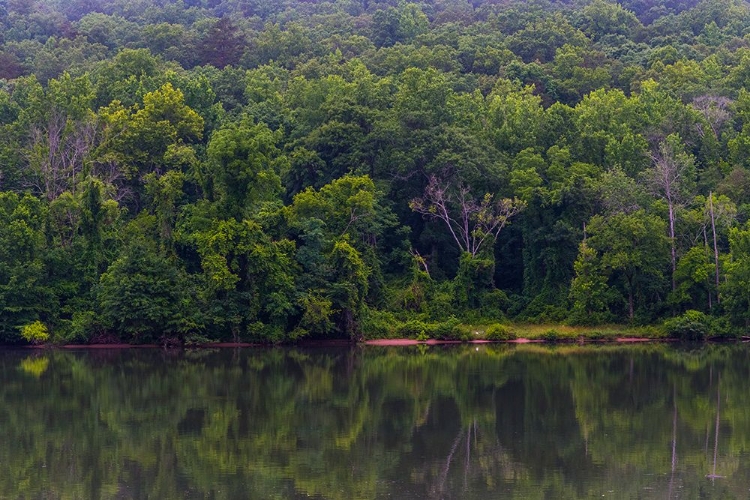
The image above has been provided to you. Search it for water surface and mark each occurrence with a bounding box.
[1,344,749,499]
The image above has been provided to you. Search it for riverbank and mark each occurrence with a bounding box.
[363,336,658,346]
[360,321,669,343]
[7,321,736,349]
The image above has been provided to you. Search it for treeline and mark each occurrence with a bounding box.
[2,0,750,343]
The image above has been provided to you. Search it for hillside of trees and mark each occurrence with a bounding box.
[1,0,750,344]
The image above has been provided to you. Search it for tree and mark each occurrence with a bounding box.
[327,239,368,339]
[204,117,283,220]
[371,5,428,48]
[184,217,297,342]
[722,225,750,327]
[96,82,203,183]
[703,193,736,306]
[197,17,244,68]
[579,0,641,41]
[97,229,194,343]
[0,192,52,342]
[586,210,669,321]
[17,73,97,200]
[285,175,400,335]
[569,240,613,324]
[644,134,695,291]
[410,174,524,259]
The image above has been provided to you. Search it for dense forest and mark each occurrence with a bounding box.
[1,0,750,344]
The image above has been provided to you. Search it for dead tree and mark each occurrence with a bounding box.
[410,174,524,258]
[692,95,732,139]
[646,138,693,292]
[26,109,98,200]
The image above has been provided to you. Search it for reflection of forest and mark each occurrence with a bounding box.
[1,345,749,499]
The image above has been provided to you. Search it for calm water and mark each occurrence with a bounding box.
[1,344,750,499]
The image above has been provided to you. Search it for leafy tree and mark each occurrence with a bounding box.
[97,225,195,343]
[721,225,750,327]
[371,5,428,48]
[204,117,284,219]
[569,240,613,324]
[0,192,50,342]
[585,210,669,321]
[197,17,244,69]
[579,0,641,41]
[184,217,297,341]
[97,82,203,183]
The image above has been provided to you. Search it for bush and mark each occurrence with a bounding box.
[360,308,398,339]
[55,310,100,344]
[431,317,465,340]
[20,321,49,345]
[396,319,429,339]
[485,323,516,341]
[540,329,561,341]
[479,289,510,320]
[664,310,711,341]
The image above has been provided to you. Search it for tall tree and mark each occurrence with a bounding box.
[410,174,524,259]
[198,17,244,69]
[585,210,669,321]
[644,134,695,292]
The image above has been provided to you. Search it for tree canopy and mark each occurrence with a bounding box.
[1,0,750,343]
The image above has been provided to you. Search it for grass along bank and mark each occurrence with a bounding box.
[361,310,739,343]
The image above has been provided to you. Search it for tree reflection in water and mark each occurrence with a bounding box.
[0,344,748,499]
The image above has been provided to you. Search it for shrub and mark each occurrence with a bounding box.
[431,317,465,340]
[540,329,561,341]
[479,289,510,320]
[664,310,710,341]
[397,319,429,339]
[360,309,398,339]
[20,321,49,345]
[485,323,516,341]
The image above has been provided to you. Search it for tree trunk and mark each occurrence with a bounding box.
[709,192,720,304]
[704,226,712,310]
[668,201,676,292]
[627,274,634,321]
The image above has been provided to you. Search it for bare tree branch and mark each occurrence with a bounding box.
[645,138,694,292]
[25,109,99,200]
[410,175,524,258]
[691,95,732,139]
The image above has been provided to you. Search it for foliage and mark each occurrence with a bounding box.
[0,0,749,342]
[663,310,712,341]
[484,323,516,341]
[20,320,49,344]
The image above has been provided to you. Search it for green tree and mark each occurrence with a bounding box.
[0,192,51,342]
[97,82,203,182]
[722,225,750,327]
[204,117,284,220]
[98,227,195,343]
[184,217,297,342]
[568,240,613,324]
[586,210,669,321]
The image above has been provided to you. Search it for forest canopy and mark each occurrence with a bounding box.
[1,0,750,343]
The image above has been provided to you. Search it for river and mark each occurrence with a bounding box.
[0,343,748,499]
